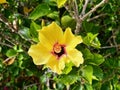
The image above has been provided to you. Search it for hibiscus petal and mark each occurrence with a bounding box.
[46,56,66,74]
[63,28,83,49]
[68,49,84,67]
[28,43,51,65]
[39,22,64,50]
[0,0,7,4]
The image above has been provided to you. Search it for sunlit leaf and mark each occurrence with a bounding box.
[83,33,101,48]
[6,49,17,57]
[47,11,59,20]
[82,65,93,84]
[62,62,73,74]
[29,3,51,20]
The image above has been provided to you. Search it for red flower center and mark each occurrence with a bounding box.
[52,42,66,59]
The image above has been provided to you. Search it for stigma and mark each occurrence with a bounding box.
[52,42,66,59]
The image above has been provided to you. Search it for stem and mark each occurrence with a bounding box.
[81,0,90,16]
[100,44,120,49]
[81,0,107,20]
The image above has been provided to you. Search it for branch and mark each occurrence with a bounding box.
[0,14,16,32]
[87,13,107,22]
[100,44,120,49]
[75,0,107,34]
[0,42,13,48]
[72,0,83,35]
[81,0,90,16]
[23,83,40,90]
[81,0,107,20]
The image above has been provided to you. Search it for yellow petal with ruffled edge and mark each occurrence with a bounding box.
[62,28,83,50]
[0,0,7,4]
[28,22,84,74]
[28,43,51,65]
[67,49,84,67]
[38,22,64,50]
[46,55,66,74]
[57,0,67,8]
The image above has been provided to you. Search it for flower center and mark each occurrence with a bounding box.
[52,43,66,59]
[53,44,62,53]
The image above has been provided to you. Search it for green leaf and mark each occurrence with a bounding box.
[18,27,31,39]
[83,33,101,48]
[92,53,105,66]
[93,66,103,81]
[30,21,41,42]
[57,0,67,8]
[82,48,94,60]
[31,86,37,90]
[61,15,76,29]
[83,21,100,33]
[82,48,105,66]
[82,65,93,84]
[47,11,59,20]
[62,62,73,74]
[0,47,2,52]
[29,3,51,20]
[84,83,93,90]
[6,49,17,57]
[58,71,79,85]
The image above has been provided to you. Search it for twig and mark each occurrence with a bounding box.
[72,0,79,20]
[70,0,107,34]
[64,2,74,18]
[81,0,107,20]
[81,0,90,16]
[0,14,16,32]
[23,83,40,90]
[100,44,120,49]
[112,31,119,53]
[87,13,107,22]
[0,43,13,48]
[72,0,83,35]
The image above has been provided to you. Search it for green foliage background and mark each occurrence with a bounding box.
[0,0,120,90]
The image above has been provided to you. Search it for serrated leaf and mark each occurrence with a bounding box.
[57,0,67,8]
[82,65,93,84]
[29,3,51,20]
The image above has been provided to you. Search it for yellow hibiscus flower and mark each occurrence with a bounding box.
[28,22,84,74]
[0,0,7,4]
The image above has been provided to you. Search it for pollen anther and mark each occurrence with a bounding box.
[53,44,62,53]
